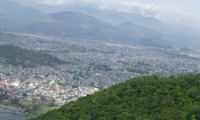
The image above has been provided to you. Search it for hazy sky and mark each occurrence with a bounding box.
[13,0,200,28]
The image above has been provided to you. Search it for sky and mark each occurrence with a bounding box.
[13,0,200,29]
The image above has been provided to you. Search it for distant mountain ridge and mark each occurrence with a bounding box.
[56,6,163,28]
[0,0,45,30]
[18,11,131,42]
[1,0,200,48]
[0,0,166,46]
[117,22,172,48]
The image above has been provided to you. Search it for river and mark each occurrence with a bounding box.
[0,108,28,120]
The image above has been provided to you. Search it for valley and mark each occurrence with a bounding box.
[0,0,200,119]
[0,33,200,113]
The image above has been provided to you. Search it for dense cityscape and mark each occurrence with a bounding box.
[0,33,200,106]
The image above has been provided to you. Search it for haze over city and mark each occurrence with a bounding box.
[0,0,200,119]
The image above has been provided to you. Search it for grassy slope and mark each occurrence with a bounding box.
[32,74,200,120]
[0,99,60,117]
[0,44,65,67]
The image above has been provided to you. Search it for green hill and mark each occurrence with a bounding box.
[32,74,200,120]
[0,45,65,67]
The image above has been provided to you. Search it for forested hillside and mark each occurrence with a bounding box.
[0,45,65,67]
[32,74,200,120]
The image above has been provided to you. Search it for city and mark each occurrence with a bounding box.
[0,33,200,108]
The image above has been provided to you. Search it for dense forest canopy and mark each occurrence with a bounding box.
[32,74,200,120]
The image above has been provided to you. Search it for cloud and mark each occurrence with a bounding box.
[29,0,200,28]
[37,0,66,5]
[37,0,161,17]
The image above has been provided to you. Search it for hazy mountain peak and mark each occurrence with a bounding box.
[0,0,45,30]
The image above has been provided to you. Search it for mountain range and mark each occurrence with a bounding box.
[0,0,44,30]
[0,0,200,48]
[18,11,130,42]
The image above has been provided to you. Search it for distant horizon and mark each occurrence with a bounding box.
[12,0,200,33]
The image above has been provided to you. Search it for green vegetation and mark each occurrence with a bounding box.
[32,74,200,120]
[0,44,65,67]
[0,97,60,117]
[0,99,35,112]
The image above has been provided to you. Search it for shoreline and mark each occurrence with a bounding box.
[0,103,61,118]
[0,105,27,116]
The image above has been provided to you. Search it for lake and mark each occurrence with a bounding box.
[0,108,28,120]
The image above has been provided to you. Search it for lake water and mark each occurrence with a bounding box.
[0,108,28,120]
